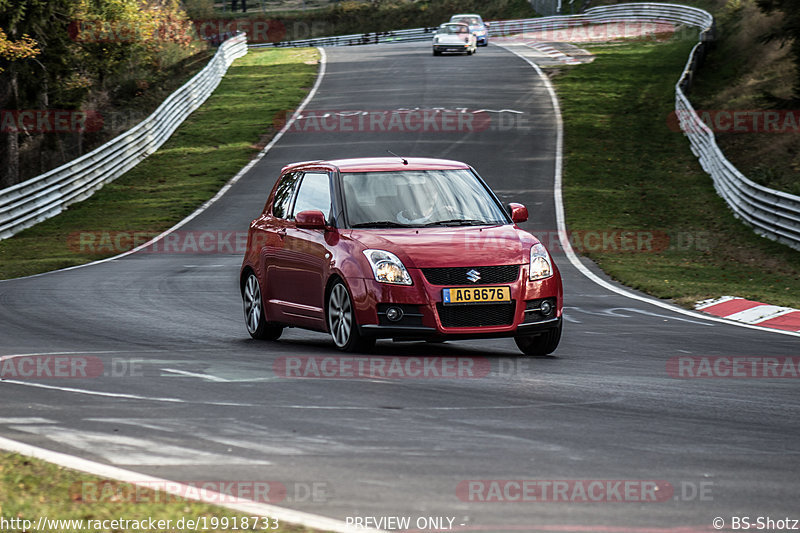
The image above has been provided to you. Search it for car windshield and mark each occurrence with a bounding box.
[439,24,468,34]
[452,17,481,26]
[341,169,509,228]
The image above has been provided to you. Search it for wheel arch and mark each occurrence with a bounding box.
[240,265,256,295]
[323,273,347,332]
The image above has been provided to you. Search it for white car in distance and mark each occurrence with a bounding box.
[432,22,477,56]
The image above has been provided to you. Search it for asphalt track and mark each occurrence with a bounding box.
[1,42,799,532]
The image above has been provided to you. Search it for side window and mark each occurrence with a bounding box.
[292,172,332,220]
[272,172,301,219]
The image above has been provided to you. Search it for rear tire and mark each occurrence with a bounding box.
[327,281,375,352]
[243,273,283,340]
[514,322,561,356]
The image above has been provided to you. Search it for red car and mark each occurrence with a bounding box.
[240,157,563,355]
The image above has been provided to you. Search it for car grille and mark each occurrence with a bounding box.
[436,302,516,328]
[422,265,520,286]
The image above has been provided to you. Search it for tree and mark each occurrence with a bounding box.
[0,0,195,189]
[0,28,40,72]
[756,0,800,103]
[1,0,85,187]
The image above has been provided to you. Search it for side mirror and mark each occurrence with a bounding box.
[485,22,491,27]
[508,203,528,223]
[295,210,327,229]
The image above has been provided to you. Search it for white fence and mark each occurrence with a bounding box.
[674,48,800,251]
[0,34,248,240]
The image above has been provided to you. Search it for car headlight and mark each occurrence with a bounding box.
[529,243,553,281]
[363,249,413,285]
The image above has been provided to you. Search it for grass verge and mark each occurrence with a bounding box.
[0,47,320,280]
[552,37,800,308]
[0,452,319,532]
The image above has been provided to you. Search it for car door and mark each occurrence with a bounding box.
[270,171,333,329]
[254,171,301,323]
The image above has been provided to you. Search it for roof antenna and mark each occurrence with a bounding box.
[387,150,408,165]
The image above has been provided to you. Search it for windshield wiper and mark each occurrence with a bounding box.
[351,221,413,228]
[422,218,491,227]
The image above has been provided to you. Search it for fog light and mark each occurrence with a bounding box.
[386,306,404,322]
[540,300,554,317]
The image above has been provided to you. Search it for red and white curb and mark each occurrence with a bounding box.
[696,297,800,332]
[525,43,583,64]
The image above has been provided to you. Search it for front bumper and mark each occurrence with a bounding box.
[350,266,562,340]
[360,317,561,341]
[433,44,472,53]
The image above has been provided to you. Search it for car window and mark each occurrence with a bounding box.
[453,17,480,26]
[292,172,332,220]
[440,24,466,34]
[272,172,301,219]
[341,169,508,227]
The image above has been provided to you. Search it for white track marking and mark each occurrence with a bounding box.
[0,47,328,283]
[497,44,800,338]
[725,305,796,324]
[0,418,55,424]
[0,436,382,533]
[0,350,131,361]
[695,295,737,309]
[161,368,231,382]
[0,379,255,406]
[8,426,271,466]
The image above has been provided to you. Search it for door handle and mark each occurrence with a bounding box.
[277,228,287,239]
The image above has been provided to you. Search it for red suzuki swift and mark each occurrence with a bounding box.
[240,157,563,355]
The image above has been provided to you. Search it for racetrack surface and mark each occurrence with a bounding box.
[1,43,798,531]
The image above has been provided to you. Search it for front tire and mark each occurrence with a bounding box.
[327,281,375,352]
[514,322,562,356]
[243,272,283,340]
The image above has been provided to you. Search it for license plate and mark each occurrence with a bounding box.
[442,286,511,305]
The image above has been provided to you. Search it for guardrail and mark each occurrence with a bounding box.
[250,26,440,48]
[674,42,800,251]
[253,3,799,250]
[0,34,248,241]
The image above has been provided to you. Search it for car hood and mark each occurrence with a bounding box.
[347,225,535,268]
